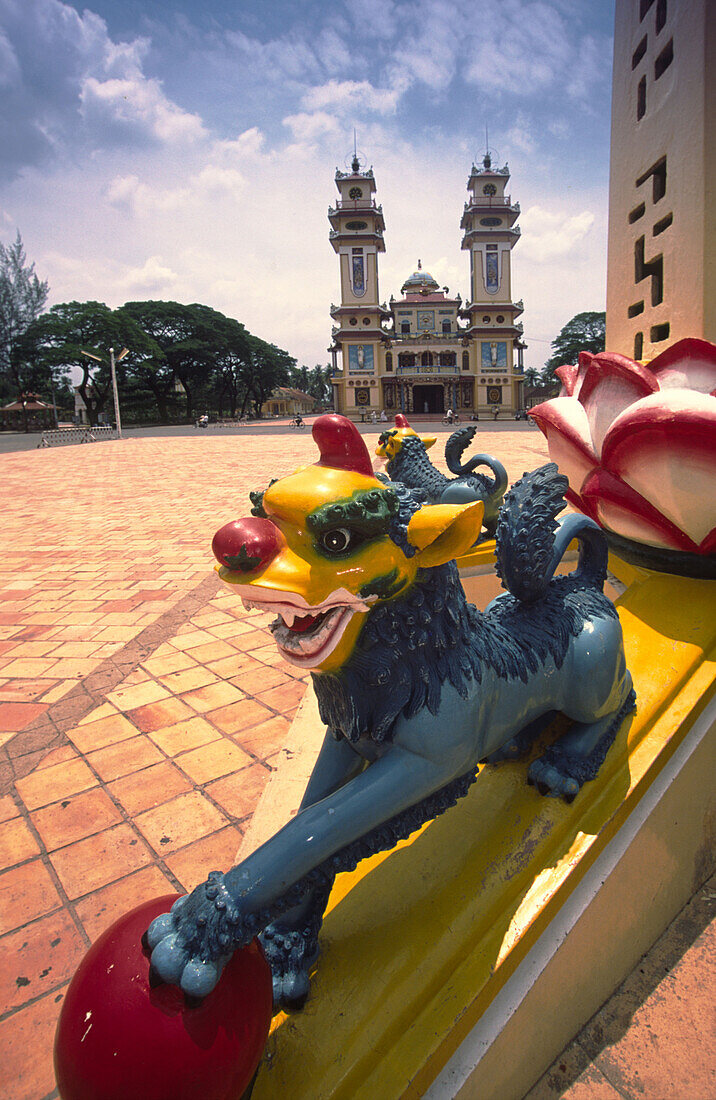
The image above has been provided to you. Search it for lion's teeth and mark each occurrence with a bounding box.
[280,609,297,627]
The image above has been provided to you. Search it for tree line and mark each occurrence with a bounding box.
[523,311,606,393]
[0,234,332,426]
[1,232,607,426]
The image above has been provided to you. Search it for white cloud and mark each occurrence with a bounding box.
[283,111,341,142]
[119,255,179,294]
[519,205,595,261]
[302,79,402,115]
[106,160,245,217]
[507,116,537,155]
[392,3,459,92]
[80,75,205,144]
[0,0,207,181]
[214,128,268,161]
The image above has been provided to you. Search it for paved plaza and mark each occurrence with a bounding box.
[0,422,712,1100]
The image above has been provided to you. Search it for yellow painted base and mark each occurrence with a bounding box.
[251,562,716,1100]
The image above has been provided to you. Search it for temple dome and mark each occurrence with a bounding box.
[400,262,440,295]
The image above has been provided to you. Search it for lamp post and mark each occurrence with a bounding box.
[79,347,128,438]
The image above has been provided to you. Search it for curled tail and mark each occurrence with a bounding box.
[495,463,608,603]
[445,426,508,500]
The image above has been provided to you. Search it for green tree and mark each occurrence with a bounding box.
[207,315,253,418]
[544,311,606,382]
[118,301,186,422]
[120,301,240,421]
[0,232,49,404]
[247,338,294,417]
[25,302,158,425]
[307,364,332,404]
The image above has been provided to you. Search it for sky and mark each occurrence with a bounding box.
[0,0,616,371]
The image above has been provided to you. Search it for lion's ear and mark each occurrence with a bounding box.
[419,434,437,450]
[407,501,484,568]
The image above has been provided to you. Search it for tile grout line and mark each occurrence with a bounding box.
[0,572,221,794]
[2,638,298,952]
[1,584,305,1026]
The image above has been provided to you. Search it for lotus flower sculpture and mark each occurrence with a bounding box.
[530,337,716,575]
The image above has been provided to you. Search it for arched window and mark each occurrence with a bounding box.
[421,351,433,367]
[385,352,393,372]
[439,351,456,367]
[398,353,415,369]
[462,351,470,371]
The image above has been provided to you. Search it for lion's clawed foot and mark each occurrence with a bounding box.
[146,871,252,998]
[259,923,321,1011]
[527,757,581,802]
[528,688,636,803]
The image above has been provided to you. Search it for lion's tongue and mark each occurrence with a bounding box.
[290,612,322,634]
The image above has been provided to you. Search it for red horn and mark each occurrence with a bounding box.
[394,414,410,428]
[312,414,374,477]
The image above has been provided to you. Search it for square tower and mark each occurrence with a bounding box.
[606,0,716,358]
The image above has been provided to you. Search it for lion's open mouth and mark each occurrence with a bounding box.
[269,605,353,664]
[235,587,375,668]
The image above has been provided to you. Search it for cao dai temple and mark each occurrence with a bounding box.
[328,153,526,418]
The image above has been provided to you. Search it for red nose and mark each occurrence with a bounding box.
[212,518,284,575]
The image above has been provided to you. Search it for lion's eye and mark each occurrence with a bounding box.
[320,527,356,554]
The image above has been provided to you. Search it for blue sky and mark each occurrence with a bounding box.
[0,0,616,369]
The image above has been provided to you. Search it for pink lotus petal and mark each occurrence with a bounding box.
[601,390,716,546]
[529,397,598,495]
[565,486,597,521]
[699,528,716,555]
[577,352,659,457]
[581,469,697,552]
[648,337,716,394]
[571,351,596,401]
[555,362,579,396]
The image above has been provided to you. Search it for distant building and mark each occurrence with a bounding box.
[262,387,314,417]
[606,0,715,357]
[328,154,526,418]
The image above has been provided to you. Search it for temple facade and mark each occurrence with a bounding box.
[328,154,526,418]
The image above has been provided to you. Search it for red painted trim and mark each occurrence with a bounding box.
[648,337,716,377]
[581,468,697,552]
[528,401,598,465]
[565,486,596,520]
[578,352,659,407]
[601,406,716,468]
[555,362,579,395]
[699,527,716,555]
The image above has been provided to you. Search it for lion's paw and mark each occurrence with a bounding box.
[146,871,246,997]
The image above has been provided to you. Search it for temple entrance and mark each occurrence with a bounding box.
[412,384,444,414]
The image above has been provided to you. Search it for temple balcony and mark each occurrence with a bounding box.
[388,331,465,344]
[394,364,463,376]
[462,197,518,210]
[328,200,383,215]
[461,226,521,247]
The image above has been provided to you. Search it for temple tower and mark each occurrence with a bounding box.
[460,154,524,415]
[328,155,388,416]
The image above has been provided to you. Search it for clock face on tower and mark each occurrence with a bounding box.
[349,187,363,199]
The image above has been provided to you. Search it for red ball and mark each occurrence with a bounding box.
[54,895,273,1100]
[211,518,283,574]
